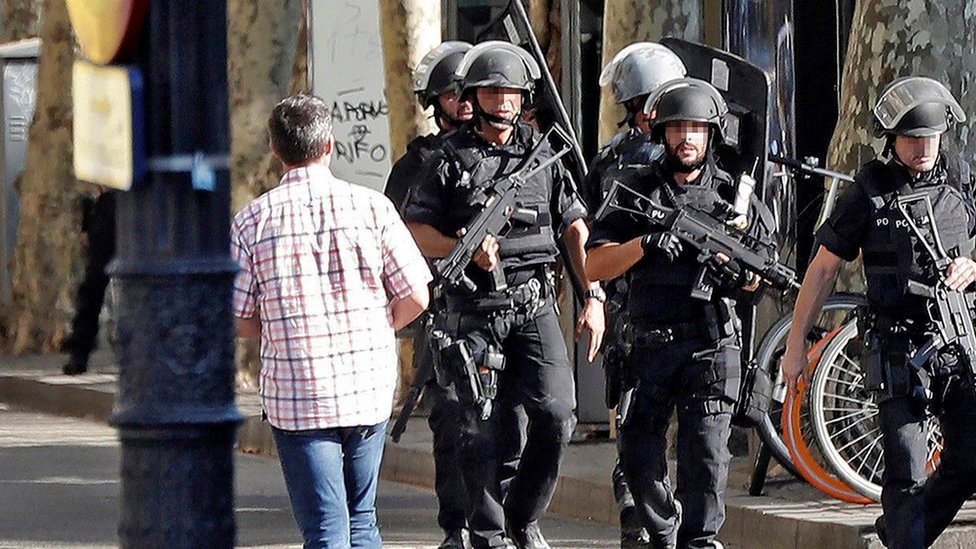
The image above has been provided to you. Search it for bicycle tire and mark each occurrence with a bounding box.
[754,292,866,476]
[782,324,873,504]
[809,320,943,501]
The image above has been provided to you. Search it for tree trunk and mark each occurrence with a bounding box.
[598,0,703,144]
[4,0,80,353]
[526,0,561,87]
[228,0,303,213]
[228,0,306,387]
[0,0,40,42]
[379,0,440,162]
[378,0,440,403]
[826,0,976,292]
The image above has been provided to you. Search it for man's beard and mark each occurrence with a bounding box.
[665,143,706,174]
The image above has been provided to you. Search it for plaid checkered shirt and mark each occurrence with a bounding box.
[231,165,431,431]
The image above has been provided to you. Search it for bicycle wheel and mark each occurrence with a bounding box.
[810,321,943,501]
[782,323,873,504]
[754,292,866,475]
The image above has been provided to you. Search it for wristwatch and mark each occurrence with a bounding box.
[584,287,607,303]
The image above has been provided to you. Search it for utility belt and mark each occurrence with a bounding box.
[623,320,710,349]
[623,300,738,350]
[441,265,552,314]
[860,310,930,338]
[858,308,963,409]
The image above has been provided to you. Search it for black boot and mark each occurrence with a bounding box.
[875,515,888,546]
[62,354,88,375]
[439,528,472,549]
[507,521,550,549]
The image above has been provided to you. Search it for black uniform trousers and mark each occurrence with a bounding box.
[618,333,738,549]
[437,297,576,548]
[414,321,471,534]
[64,191,116,360]
[417,317,528,535]
[876,361,976,549]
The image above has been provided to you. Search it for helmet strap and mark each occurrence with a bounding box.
[882,134,895,158]
[473,99,519,128]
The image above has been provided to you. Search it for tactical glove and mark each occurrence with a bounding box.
[641,232,683,262]
[705,255,749,289]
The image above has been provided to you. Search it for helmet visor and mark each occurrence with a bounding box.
[874,77,966,131]
[599,43,654,87]
[413,41,472,94]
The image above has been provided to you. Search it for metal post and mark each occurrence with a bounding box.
[108,2,242,547]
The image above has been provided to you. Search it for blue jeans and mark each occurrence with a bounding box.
[272,420,387,549]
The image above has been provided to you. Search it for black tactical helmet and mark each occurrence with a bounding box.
[873,76,965,137]
[645,78,728,143]
[455,41,541,96]
[412,41,472,108]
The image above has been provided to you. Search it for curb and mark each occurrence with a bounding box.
[5,369,976,548]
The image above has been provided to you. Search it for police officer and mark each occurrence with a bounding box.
[588,42,686,549]
[386,41,473,211]
[587,78,770,549]
[384,41,476,549]
[586,42,686,209]
[783,76,976,549]
[401,40,605,549]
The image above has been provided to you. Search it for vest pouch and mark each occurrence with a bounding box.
[733,359,772,428]
[691,341,740,415]
[868,335,914,400]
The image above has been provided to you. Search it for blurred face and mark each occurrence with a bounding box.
[628,96,653,134]
[475,87,523,126]
[635,110,653,134]
[437,91,473,125]
[664,120,710,168]
[893,134,941,175]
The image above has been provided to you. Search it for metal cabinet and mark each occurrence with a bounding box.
[0,38,39,304]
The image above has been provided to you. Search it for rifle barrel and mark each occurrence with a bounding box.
[769,155,854,183]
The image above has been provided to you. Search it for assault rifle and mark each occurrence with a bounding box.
[435,128,570,293]
[896,192,976,381]
[595,180,800,300]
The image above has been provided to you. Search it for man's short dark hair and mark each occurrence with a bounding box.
[268,93,334,166]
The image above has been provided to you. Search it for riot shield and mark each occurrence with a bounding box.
[660,37,771,202]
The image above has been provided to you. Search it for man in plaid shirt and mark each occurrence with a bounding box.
[232,93,431,548]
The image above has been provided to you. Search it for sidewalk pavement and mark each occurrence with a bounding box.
[2,350,976,549]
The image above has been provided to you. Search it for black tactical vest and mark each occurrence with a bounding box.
[586,129,664,212]
[384,133,443,213]
[440,123,559,273]
[857,156,975,316]
[625,159,736,322]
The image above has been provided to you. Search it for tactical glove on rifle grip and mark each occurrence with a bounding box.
[641,232,683,262]
[705,255,748,289]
